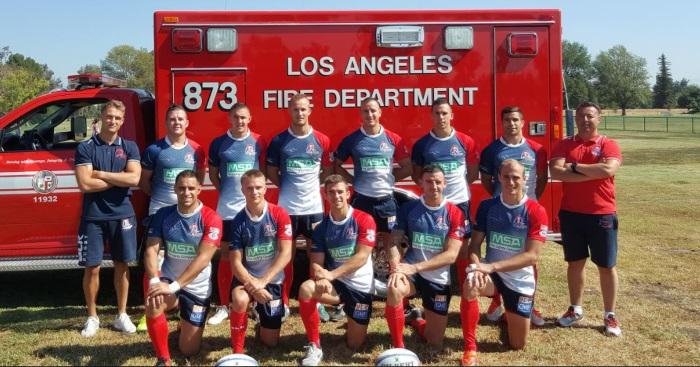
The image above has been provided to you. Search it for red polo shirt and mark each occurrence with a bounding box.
[551,135,622,214]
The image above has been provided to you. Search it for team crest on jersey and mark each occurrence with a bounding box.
[379,141,391,152]
[520,151,533,161]
[344,226,357,240]
[190,223,202,237]
[513,215,527,229]
[184,153,195,164]
[450,144,461,156]
[592,146,602,158]
[435,215,449,231]
[264,223,277,237]
[245,144,256,156]
[115,148,126,159]
[306,143,318,155]
[121,218,133,230]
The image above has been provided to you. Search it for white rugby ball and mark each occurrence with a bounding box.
[376,348,421,366]
[214,353,259,366]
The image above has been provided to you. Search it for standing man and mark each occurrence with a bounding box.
[74,100,141,337]
[411,98,478,314]
[137,104,207,331]
[144,170,223,367]
[550,101,622,336]
[266,94,332,318]
[384,164,465,349]
[207,103,267,326]
[479,106,548,326]
[297,175,377,366]
[227,169,293,354]
[460,160,548,366]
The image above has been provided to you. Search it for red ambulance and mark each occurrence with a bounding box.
[0,9,563,271]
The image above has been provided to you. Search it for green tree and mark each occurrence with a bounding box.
[563,40,596,108]
[593,45,650,115]
[6,53,61,89]
[0,67,50,113]
[677,84,700,109]
[652,54,675,109]
[77,64,102,74]
[100,45,153,92]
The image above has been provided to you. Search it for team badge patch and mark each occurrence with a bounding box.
[184,153,195,164]
[245,144,256,156]
[306,143,318,155]
[379,141,391,152]
[190,223,202,237]
[592,146,602,158]
[190,305,206,323]
[264,223,277,237]
[450,144,461,157]
[121,218,134,230]
[435,215,449,231]
[517,296,533,314]
[433,295,448,312]
[353,303,370,320]
[115,148,126,159]
[344,226,357,240]
[513,215,527,229]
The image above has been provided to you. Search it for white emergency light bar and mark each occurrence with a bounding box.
[207,28,237,52]
[376,26,424,48]
[67,74,127,90]
[444,26,474,50]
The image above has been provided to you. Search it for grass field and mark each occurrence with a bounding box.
[1,130,699,365]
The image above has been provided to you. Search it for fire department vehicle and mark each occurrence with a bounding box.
[0,9,563,272]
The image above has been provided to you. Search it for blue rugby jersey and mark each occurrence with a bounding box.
[411,129,479,204]
[227,203,293,284]
[265,128,330,215]
[479,138,547,200]
[141,137,206,215]
[310,207,377,293]
[75,135,140,220]
[474,195,548,296]
[334,126,409,198]
[209,130,266,220]
[396,198,465,285]
[148,203,223,299]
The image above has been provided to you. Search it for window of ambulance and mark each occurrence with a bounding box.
[0,99,108,152]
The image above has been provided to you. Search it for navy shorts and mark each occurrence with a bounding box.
[290,213,323,239]
[332,280,373,325]
[78,217,137,267]
[232,280,284,329]
[490,272,533,318]
[559,210,618,268]
[455,201,472,238]
[413,273,452,316]
[350,192,397,232]
[177,289,212,327]
[221,219,235,243]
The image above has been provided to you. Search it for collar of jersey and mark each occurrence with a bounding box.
[499,193,528,209]
[288,126,314,139]
[93,134,121,146]
[499,136,525,148]
[330,206,353,225]
[420,196,447,210]
[245,202,268,222]
[429,128,455,141]
[360,125,384,138]
[227,129,251,141]
[165,136,189,150]
[574,134,603,144]
[177,201,203,218]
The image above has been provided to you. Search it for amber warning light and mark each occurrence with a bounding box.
[67,74,127,90]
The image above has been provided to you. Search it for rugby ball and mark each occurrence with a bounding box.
[214,353,259,366]
[376,348,421,366]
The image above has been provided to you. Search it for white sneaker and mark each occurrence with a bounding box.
[281,304,290,323]
[486,301,504,322]
[604,314,622,337]
[81,316,100,337]
[556,306,584,327]
[113,313,136,334]
[530,308,545,327]
[301,343,323,366]
[207,305,229,325]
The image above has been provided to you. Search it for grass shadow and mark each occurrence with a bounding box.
[36,341,152,365]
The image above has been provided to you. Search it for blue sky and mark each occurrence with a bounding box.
[2,0,698,86]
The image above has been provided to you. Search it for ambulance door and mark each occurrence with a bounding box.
[0,100,105,258]
[170,68,247,205]
[493,27,556,226]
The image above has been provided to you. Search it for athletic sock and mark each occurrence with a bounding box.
[385,303,405,348]
[146,314,170,360]
[299,298,320,347]
[229,310,248,353]
[461,297,479,352]
[409,318,427,340]
[217,257,232,307]
[282,262,293,306]
[572,305,583,315]
[456,258,470,288]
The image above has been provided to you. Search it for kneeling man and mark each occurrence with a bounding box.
[298,174,377,366]
[144,170,223,366]
[460,159,548,366]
